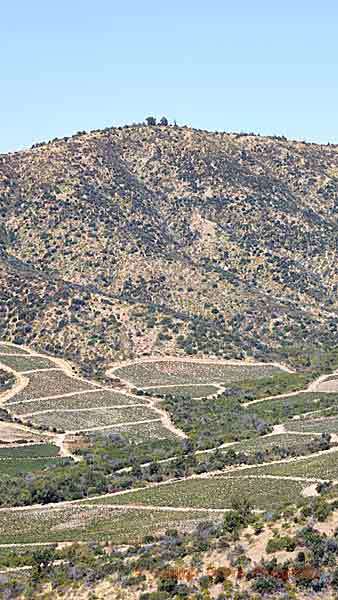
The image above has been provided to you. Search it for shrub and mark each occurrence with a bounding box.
[251,574,283,594]
[266,535,296,553]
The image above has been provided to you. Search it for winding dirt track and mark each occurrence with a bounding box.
[0,365,28,406]
[0,343,187,441]
[1,442,337,517]
[1,341,338,457]
[1,340,338,547]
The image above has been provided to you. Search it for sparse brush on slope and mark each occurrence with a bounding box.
[0,124,337,375]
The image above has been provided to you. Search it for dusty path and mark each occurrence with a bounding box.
[309,372,338,393]
[0,541,84,549]
[3,444,338,516]
[0,441,50,448]
[21,367,62,375]
[0,343,188,440]
[0,342,33,354]
[147,398,188,439]
[242,389,310,407]
[7,386,151,406]
[302,483,319,497]
[83,503,228,513]
[225,474,331,484]
[54,433,81,462]
[108,354,338,412]
[0,364,28,407]
[141,383,223,389]
[0,420,79,461]
[2,341,338,510]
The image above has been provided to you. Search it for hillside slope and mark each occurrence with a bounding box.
[0,124,337,373]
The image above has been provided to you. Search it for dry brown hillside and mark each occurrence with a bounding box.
[0,124,337,375]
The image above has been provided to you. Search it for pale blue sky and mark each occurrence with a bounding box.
[1,0,337,152]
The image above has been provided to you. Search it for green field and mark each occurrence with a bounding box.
[0,355,56,373]
[227,451,338,481]
[0,457,70,476]
[0,444,60,458]
[88,476,305,511]
[251,392,338,424]
[144,384,220,398]
[0,505,214,544]
[236,372,313,402]
[287,417,338,434]
[214,432,321,456]
[114,361,282,387]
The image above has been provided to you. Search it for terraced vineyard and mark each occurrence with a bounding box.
[227,450,338,481]
[0,343,183,447]
[0,443,60,458]
[0,505,214,545]
[87,476,305,511]
[11,390,148,414]
[87,420,179,442]
[142,384,221,398]
[112,359,283,387]
[6,371,100,404]
[287,416,338,434]
[0,344,29,355]
[25,406,159,433]
[0,355,57,372]
[247,392,338,423]
[211,432,323,456]
[2,340,338,550]
[0,457,70,476]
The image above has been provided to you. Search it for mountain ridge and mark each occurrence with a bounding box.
[0,124,337,375]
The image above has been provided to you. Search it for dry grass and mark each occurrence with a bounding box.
[0,422,47,443]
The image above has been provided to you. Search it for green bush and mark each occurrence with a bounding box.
[266,534,296,553]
